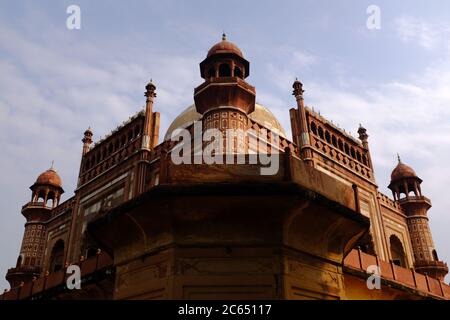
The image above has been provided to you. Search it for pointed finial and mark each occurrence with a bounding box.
[397,153,401,163]
[84,126,93,135]
[222,32,226,41]
[50,160,54,170]
[358,124,367,133]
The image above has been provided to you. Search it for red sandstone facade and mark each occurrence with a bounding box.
[2,36,448,300]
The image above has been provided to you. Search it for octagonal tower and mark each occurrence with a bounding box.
[6,165,64,287]
[388,156,448,280]
[194,34,255,137]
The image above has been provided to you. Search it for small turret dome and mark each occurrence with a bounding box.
[35,167,62,189]
[207,33,243,58]
[390,157,418,182]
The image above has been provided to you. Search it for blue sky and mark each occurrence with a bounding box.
[1,0,450,289]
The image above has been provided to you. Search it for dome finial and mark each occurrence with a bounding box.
[397,153,401,163]
[222,32,226,41]
[50,160,54,170]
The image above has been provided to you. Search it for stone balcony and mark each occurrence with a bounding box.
[7,266,41,275]
[414,260,449,280]
[6,266,41,288]
[20,201,53,221]
[21,202,52,211]
[398,195,431,207]
[415,260,448,268]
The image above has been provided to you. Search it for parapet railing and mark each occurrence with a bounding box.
[377,192,401,210]
[3,248,447,300]
[0,251,113,300]
[344,248,450,299]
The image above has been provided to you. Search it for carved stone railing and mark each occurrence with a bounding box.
[311,134,373,180]
[79,136,142,185]
[50,196,76,218]
[0,251,113,300]
[344,248,450,299]
[247,118,298,154]
[378,192,401,210]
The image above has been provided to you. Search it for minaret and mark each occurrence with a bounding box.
[357,124,372,168]
[136,80,160,194]
[194,34,255,136]
[82,127,93,155]
[388,156,448,280]
[357,124,368,149]
[78,127,93,186]
[6,166,64,288]
[142,79,160,150]
[289,78,312,164]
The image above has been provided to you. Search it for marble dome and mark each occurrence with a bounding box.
[164,103,287,140]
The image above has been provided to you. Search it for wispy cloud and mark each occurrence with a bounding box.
[395,16,450,50]
[1,2,450,290]
[305,60,450,280]
[261,36,450,282]
[0,13,201,290]
[292,50,317,67]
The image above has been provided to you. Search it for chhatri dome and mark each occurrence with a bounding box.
[390,155,419,182]
[34,166,63,189]
[207,33,243,58]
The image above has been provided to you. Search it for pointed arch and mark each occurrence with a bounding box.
[218,63,231,77]
[49,239,65,272]
[432,249,439,261]
[233,66,243,78]
[389,235,407,267]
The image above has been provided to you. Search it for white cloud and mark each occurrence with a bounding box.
[262,42,450,283]
[292,50,317,67]
[0,18,200,290]
[306,62,450,283]
[1,6,450,291]
[395,16,450,50]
